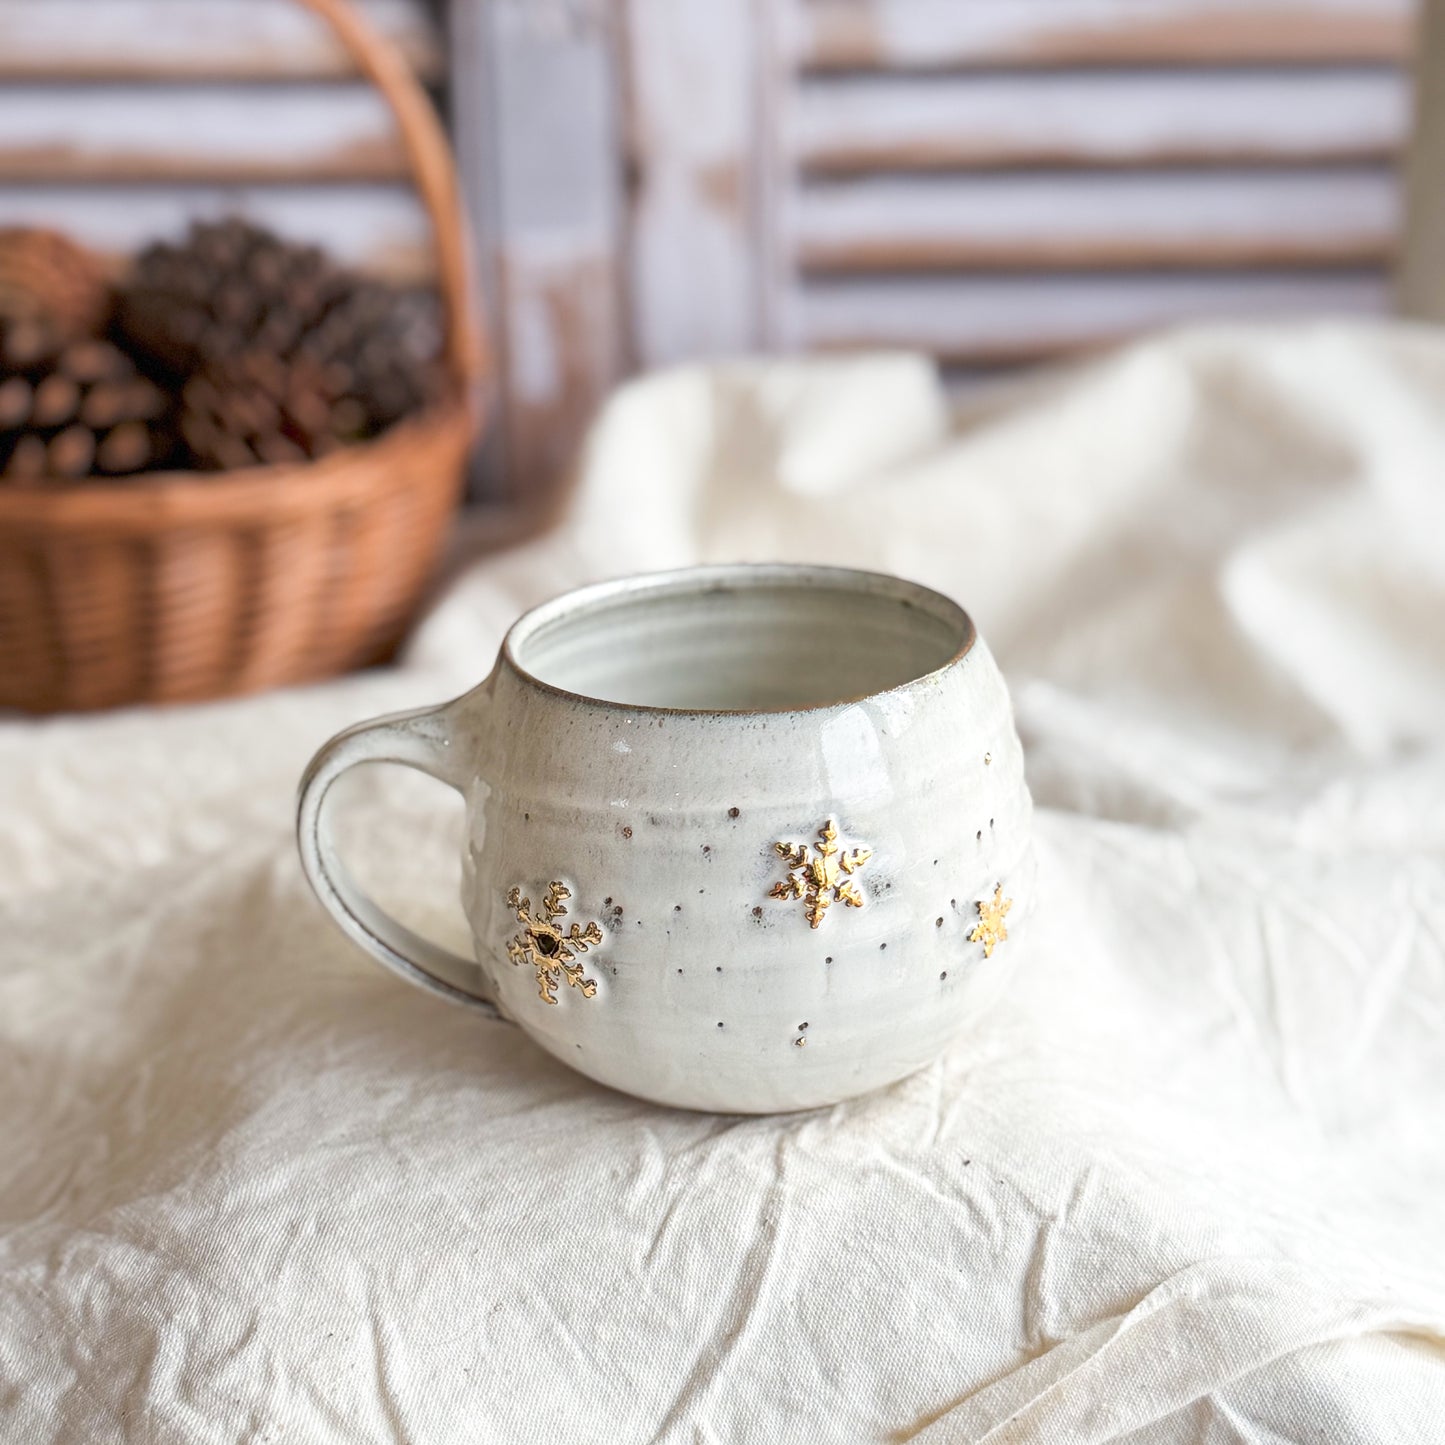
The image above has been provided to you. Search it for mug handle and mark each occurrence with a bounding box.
[296,702,500,1018]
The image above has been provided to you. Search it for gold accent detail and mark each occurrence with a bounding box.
[970,885,1012,958]
[768,820,872,930]
[505,882,603,1005]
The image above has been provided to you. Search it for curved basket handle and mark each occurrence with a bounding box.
[297,703,500,1017]
[296,0,490,416]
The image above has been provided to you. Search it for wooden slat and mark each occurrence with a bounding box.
[797,69,1410,174]
[449,0,627,503]
[624,0,768,364]
[800,0,1414,72]
[0,0,442,83]
[0,186,434,281]
[795,270,1391,361]
[0,86,408,184]
[1400,0,1445,317]
[795,168,1400,272]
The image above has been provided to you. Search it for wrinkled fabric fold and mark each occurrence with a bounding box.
[3,324,1444,1442]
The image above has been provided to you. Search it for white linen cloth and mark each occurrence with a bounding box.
[3,323,1444,1443]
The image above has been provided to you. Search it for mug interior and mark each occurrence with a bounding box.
[506,566,973,711]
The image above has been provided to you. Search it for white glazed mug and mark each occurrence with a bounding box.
[297,564,1034,1113]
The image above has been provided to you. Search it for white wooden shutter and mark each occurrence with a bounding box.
[627,0,1416,389]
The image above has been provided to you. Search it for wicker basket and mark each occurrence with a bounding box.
[0,0,489,713]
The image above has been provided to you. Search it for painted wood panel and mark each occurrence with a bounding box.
[623,0,768,363]
[1400,0,1445,316]
[795,168,1400,271]
[447,0,626,504]
[799,0,1413,71]
[0,0,441,81]
[796,271,1391,361]
[0,86,408,183]
[796,69,1410,173]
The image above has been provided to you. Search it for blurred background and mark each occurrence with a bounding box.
[5,0,1444,714]
[0,0,1432,504]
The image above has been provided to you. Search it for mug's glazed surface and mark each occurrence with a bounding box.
[298,565,1034,1113]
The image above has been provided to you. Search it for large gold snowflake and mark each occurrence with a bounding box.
[970,885,1013,958]
[505,882,603,1004]
[768,820,873,929]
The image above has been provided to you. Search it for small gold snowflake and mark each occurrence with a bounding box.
[970,885,1012,958]
[768,820,873,930]
[505,882,603,1005]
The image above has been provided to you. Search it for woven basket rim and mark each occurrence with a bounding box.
[0,398,473,532]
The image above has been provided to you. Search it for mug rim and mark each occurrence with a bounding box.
[500,563,977,717]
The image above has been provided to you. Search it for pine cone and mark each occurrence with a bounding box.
[0,228,111,354]
[0,338,177,484]
[115,219,444,469]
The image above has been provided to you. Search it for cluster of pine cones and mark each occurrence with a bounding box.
[0,221,444,485]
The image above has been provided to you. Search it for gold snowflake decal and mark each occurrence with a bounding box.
[970,885,1012,958]
[505,882,603,1005]
[768,820,872,929]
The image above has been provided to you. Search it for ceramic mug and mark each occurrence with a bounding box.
[297,564,1034,1113]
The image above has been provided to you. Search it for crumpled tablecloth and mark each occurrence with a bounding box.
[3,323,1444,1443]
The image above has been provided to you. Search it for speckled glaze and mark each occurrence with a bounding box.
[298,564,1034,1114]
